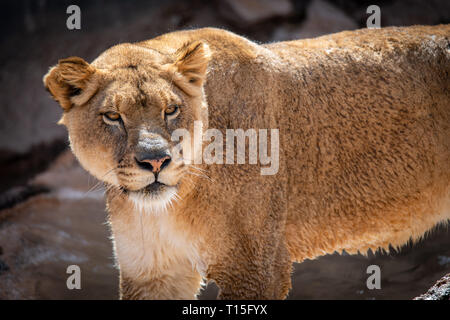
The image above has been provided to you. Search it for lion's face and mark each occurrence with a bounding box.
[43,41,211,211]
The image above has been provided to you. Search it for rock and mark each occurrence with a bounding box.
[219,0,294,27]
[380,0,450,28]
[329,0,450,29]
[0,185,49,212]
[0,258,9,275]
[0,139,67,193]
[414,274,450,300]
[272,0,358,41]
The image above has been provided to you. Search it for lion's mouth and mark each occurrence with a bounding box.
[135,181,180,200]
[142,181,166,194]
[127,182,179,212]
[122,181,169,197]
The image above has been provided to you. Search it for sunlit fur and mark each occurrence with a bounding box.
[44,26,450,299]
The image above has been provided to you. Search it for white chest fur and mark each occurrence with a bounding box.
[110,208,206,281]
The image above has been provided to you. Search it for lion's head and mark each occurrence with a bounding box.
[43,41,211,211]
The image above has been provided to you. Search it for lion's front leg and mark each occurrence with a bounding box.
[207,234,292,300]
[204,177,291,299]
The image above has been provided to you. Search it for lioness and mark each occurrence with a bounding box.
[43,26,450,299]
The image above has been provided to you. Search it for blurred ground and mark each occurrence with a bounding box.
[0,0,449,299]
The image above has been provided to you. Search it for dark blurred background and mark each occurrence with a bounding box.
[0,0,449,299]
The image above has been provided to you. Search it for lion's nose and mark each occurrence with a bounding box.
[135,154,171,173]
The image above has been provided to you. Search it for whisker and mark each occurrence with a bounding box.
[185,168,213,182]
[139,209,146,257]
[83,167,119,197]
[189,165,208,173]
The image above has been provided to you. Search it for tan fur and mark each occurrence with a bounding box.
[43,25,450,299]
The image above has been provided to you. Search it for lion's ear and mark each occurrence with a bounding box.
[43,57,98,111]
[165,41,211,96]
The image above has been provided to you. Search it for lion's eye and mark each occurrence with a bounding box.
[103,111,121,122]
[164,105,180,119]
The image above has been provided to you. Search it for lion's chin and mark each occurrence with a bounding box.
[127,183,179,214]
